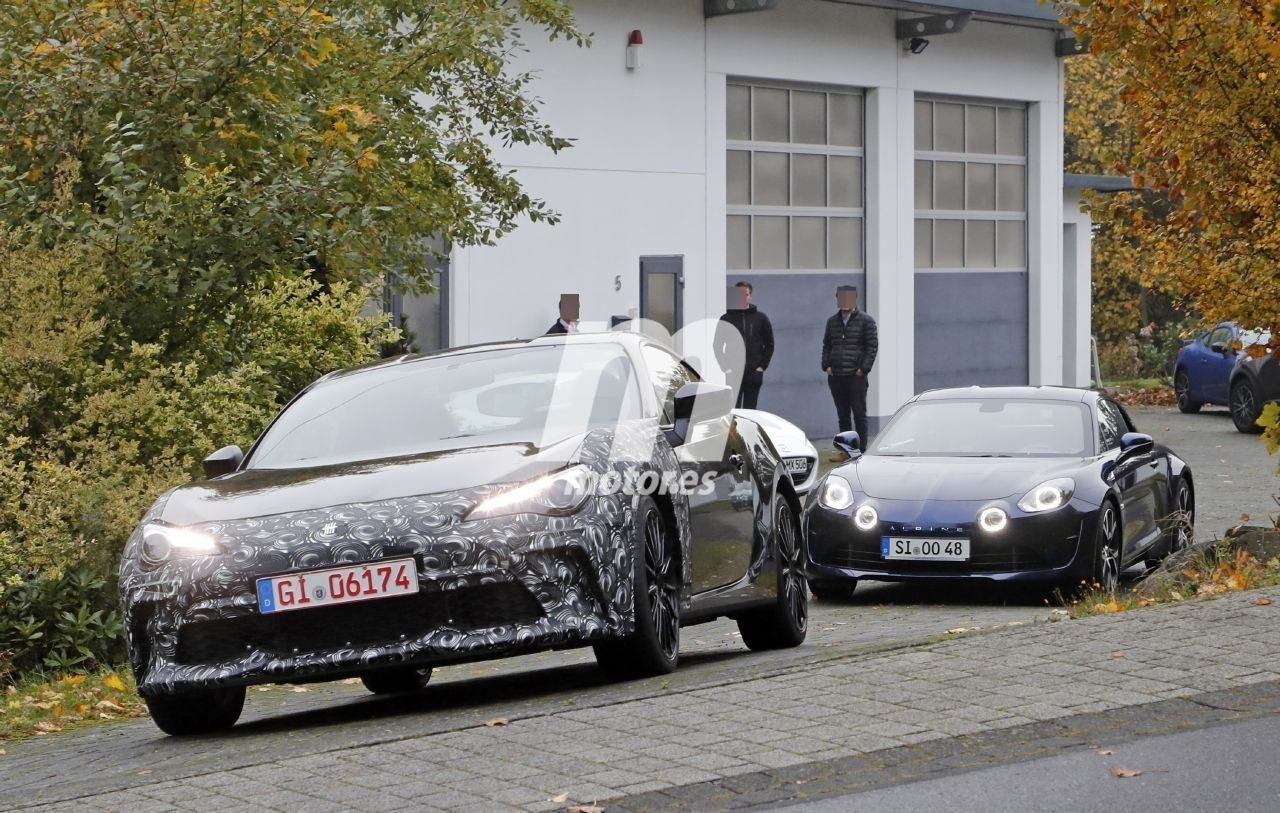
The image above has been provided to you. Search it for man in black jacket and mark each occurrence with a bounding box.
[715,281,774,409]
[822,285,878,460]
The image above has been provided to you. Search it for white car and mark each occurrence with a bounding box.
[736,409,820,495]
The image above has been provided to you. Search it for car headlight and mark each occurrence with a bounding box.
[466,465,595,520]
[1017,478,1075,513]
[140,522,223,561]
[978,506,1009,532]
[853,503,879,531]
[819,475,855,511]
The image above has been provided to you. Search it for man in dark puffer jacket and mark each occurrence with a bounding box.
[715,281,775,409]
[822,285,878,460]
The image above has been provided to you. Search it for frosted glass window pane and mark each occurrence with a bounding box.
[792,154,827,207]
[792,91,827,145]
[967,162,995,210]
[935,103,965,152]
[915,101,933,150]
[753,87,789,143]
[728,215,750,270]
[727,84,751,141]
[997,164,1026,211]
[753,152,789,205]
[727,150,751,205]
[830,156,861,208]
[753,216,788,269]
[935,220,963,267]
[830,94,862,147]
[997,107,1026,155]
[997,221,1026,267]
[915,160,933,209]
[967,105,996,154]
[966,220,995,267]
[935,161,965,210]
[915,219,933,268]
[829,217,862,268]
[791,217,825,269]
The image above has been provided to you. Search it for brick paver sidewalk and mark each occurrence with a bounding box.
[16,586,1280,812]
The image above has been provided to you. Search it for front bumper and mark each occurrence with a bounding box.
[805,498,1096,584]
[121,497,634,697]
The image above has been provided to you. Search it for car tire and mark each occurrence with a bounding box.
[145,685,245,736]
[360,666,433,695]
[1092,499,1122,597]
[1230,379,1264,433]
[1174,369,1202,414]
[808,579,857,602]
[1168,477,1195,558]
[594,496,679,680]
[738,497,809,651]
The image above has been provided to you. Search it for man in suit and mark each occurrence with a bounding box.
[822,285,878,461]
[546,293,580,335]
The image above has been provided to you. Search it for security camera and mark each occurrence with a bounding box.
[906,37,929,55]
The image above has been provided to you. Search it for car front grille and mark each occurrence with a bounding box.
[176,582,545,665]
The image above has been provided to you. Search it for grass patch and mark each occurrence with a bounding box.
[1066,539,1280,619]
[0,665,145,743]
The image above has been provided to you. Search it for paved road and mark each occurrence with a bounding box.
[1,405,1274,810]
[784,700,1280,812]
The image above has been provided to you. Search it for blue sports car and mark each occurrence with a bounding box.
[804,386,1195,598]
[1173,321,1263,414]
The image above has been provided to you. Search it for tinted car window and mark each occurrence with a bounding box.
[1207,326,1233,349]
[250,344,642,469]
[1097,399,1125,452]
[868,399,1092,457]
[641,345,699,424]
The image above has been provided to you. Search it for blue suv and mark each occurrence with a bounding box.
[1174,321,1241,414]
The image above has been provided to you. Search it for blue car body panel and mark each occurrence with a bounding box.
[1177,321,1238,406]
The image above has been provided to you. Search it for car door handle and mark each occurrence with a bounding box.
[730,454,745,472]
[1147,459,1159,468]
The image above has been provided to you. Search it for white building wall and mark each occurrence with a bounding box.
[455,0,1068,433]
[1063,188,1094,387]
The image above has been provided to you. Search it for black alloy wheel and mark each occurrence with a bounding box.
[1093,501,1122,597]
[1171,479,1195,556]
[361,666,434,695]
[1174,369,1201,414]
[738,497,809,650]
[594,496,680,679]
[1231,379,1264,433]
[145,685,246,736]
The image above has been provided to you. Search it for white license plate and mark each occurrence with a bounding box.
[881,537,970,562]
[783,457,811,474]
[256,558,417,614]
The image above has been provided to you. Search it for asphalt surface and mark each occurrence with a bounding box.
[1,405,1275,809]
[783,705,1280,813]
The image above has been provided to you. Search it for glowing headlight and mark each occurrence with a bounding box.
[141,522,222,561]
[467,465,595,520]
[853,504,879,531]
[1017,478,1076,513]
[978,506,1009,532]
[819,476,855,511]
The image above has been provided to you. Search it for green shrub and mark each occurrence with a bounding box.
[0,569,124,681]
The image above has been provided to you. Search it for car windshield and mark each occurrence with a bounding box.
[868,398,1093,458]
[248,343,643,469]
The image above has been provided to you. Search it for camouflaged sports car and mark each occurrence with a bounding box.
[121,333,808,734]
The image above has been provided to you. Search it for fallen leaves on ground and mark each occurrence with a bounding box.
[567,806,604,813]
[1096,749,1115,755]
[0,668,146,742]
[483,717,509,727]
[548,793,570,803]
[1109,767,1142,778]
[1257,598,1273,606]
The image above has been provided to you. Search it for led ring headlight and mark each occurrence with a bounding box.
[853,504,879,531]
[978,506,1008,533]
[1017,478,1075,513]
[819,475,855,511]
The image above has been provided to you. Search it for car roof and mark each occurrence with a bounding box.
[316,331,654,384]
[912,385,1094,404]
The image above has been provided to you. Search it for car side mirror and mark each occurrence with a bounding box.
[833,431,862,459]
[671,382,734,445]
[203,445,244,479]
[1117,432,1153,463]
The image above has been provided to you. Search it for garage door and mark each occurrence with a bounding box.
[913,96,1029,392]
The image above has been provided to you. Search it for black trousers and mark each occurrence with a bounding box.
[828,373,869,447]
[736,369,763,409]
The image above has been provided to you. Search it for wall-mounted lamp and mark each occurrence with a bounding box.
[626,29,643,70]
[906,37,929,55]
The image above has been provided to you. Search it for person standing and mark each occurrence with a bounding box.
[546,293,580,335]
[821,285,878,461]
[716,281,775,409]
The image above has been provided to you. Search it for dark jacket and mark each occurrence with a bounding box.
[822,309,878,376]
[715,305,775,373]
[545,320,569,335]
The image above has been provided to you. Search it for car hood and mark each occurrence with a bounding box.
[159,433,586,527]
[842,456,1083,502]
